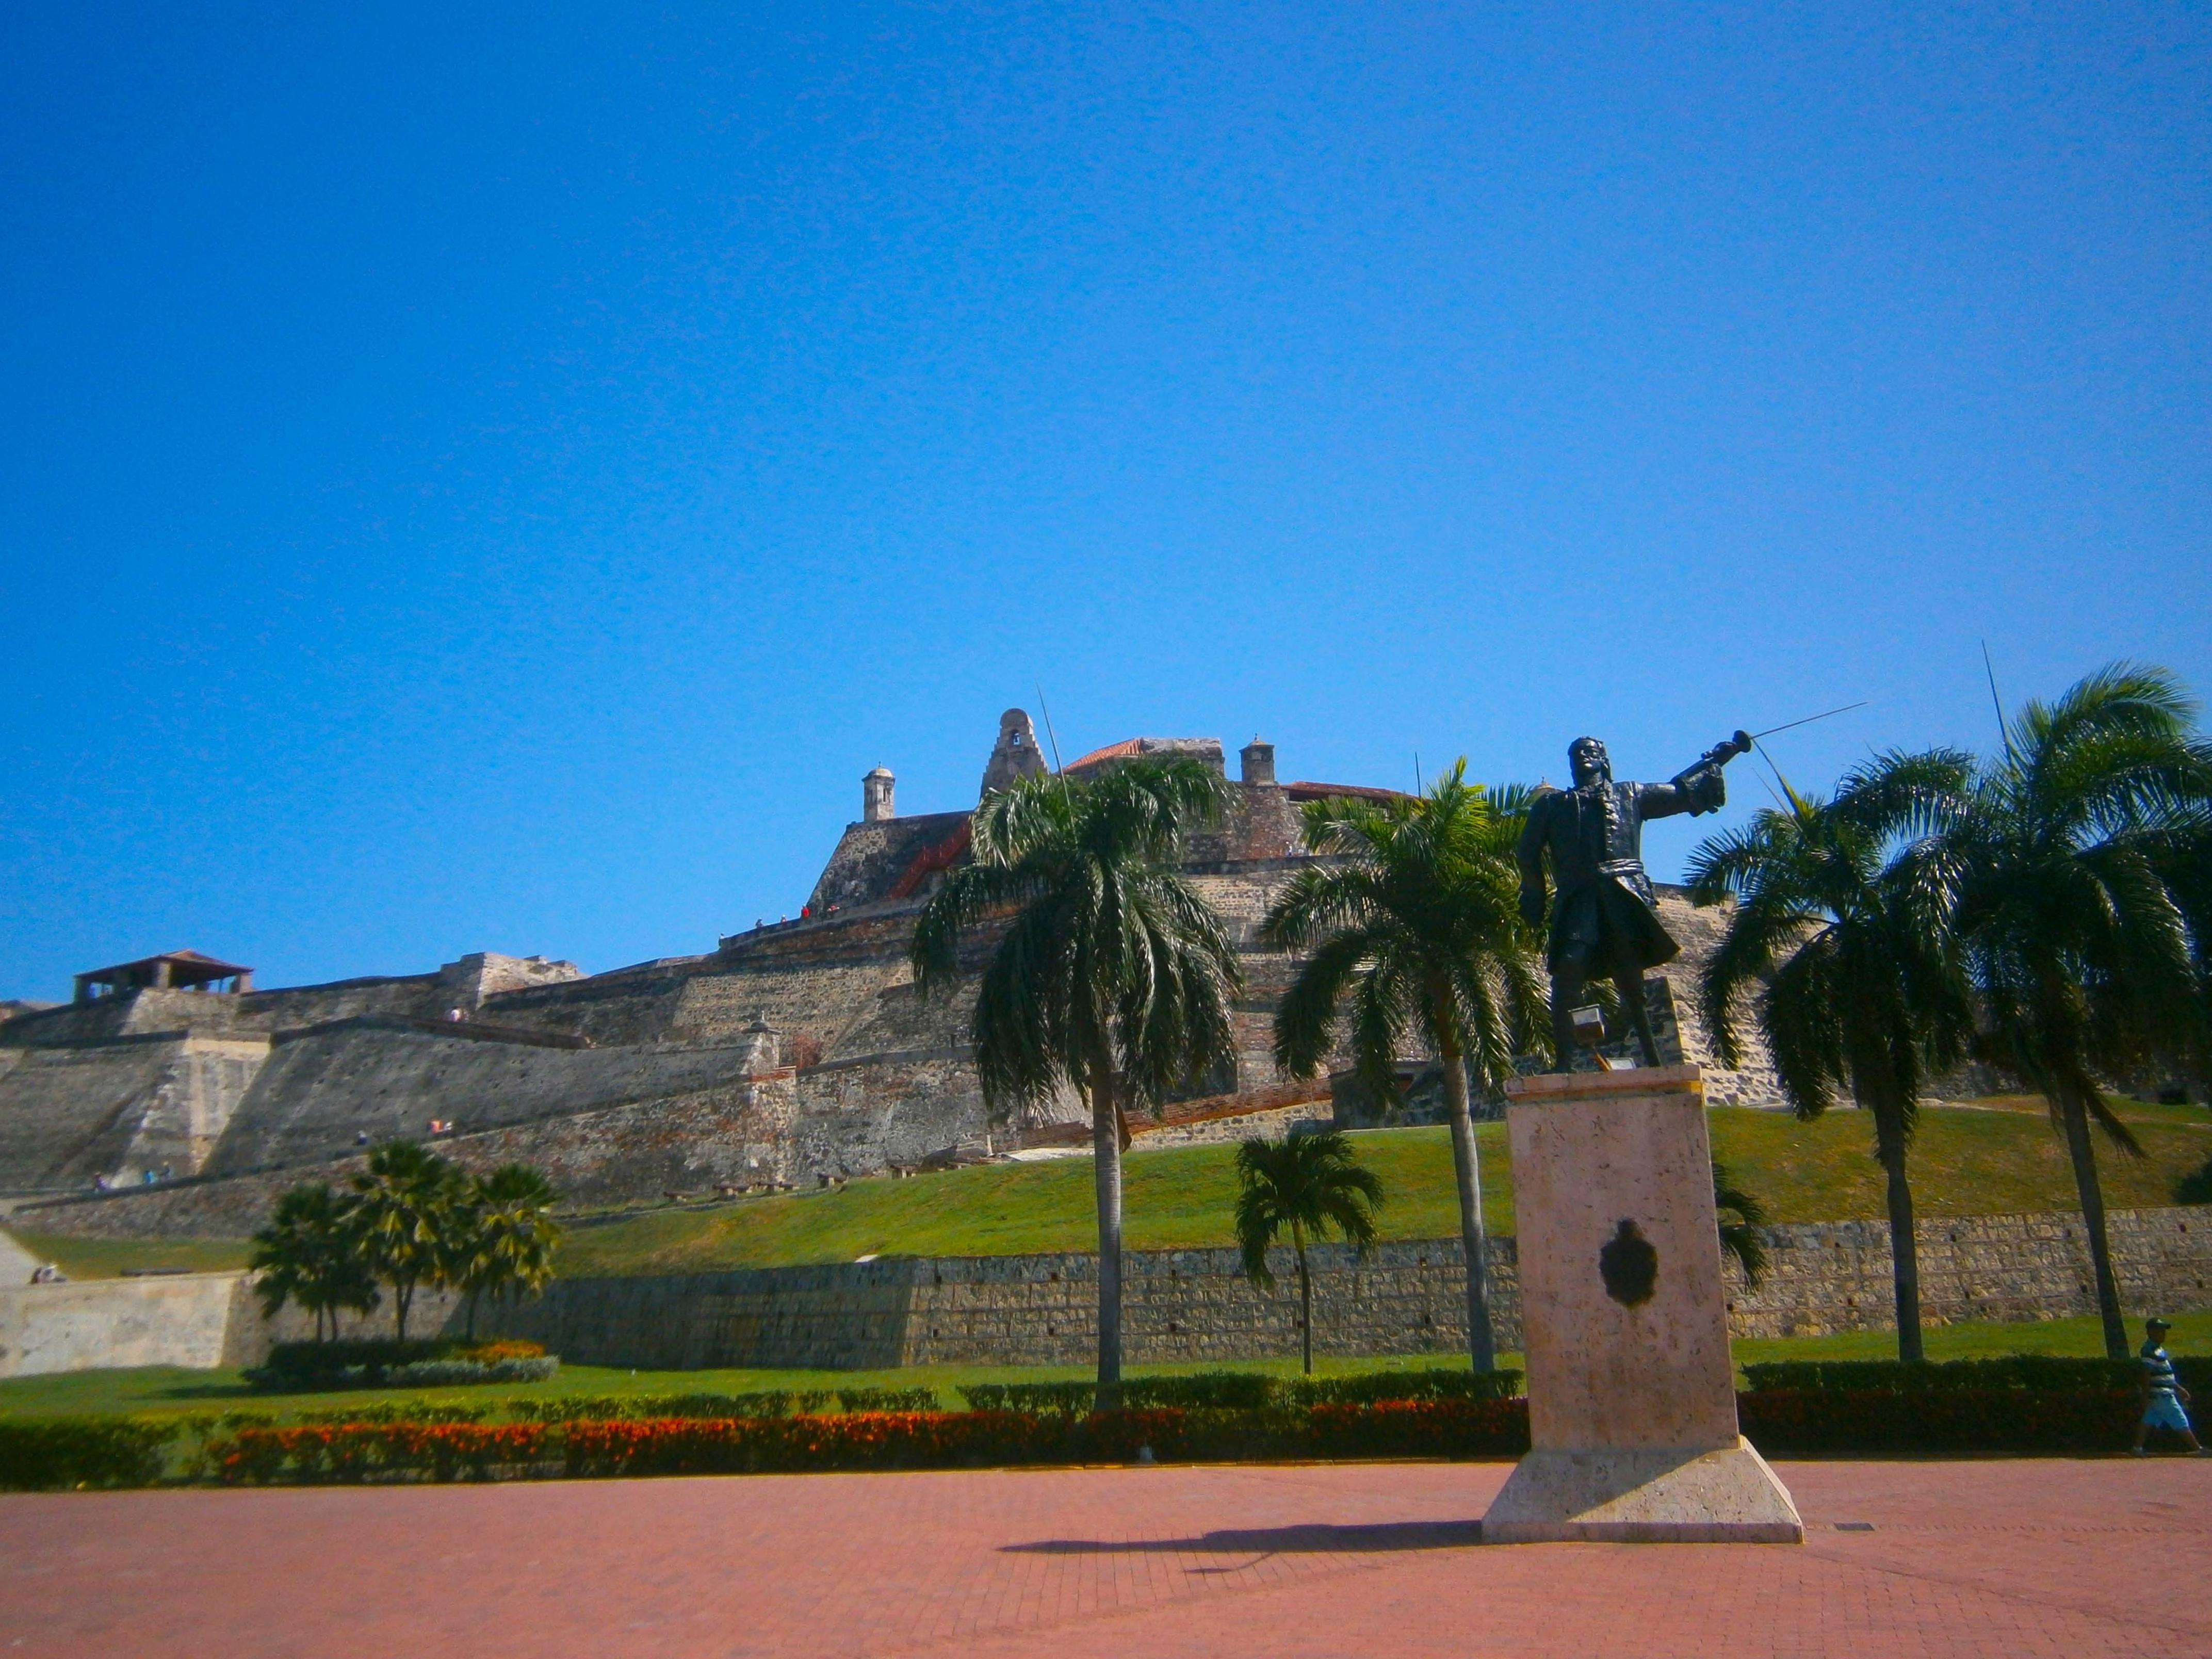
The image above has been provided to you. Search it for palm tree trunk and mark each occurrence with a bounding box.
[466,1288,480,1343]
[1438,1030,1497,1373]
[2056,1081,2129,1358]
[1294,1218,1312,1376]
[1873,1112,1923,1363]
[395,1279,412,1345]
[1089,1058,1125,1409]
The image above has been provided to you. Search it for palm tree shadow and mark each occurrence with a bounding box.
[1003,1520,1484,1559]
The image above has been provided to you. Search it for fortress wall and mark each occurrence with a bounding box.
[479,967,700,1047]
[1650,889,1786,1110]
[672,957,917,1054]
[790,1055,989,1174]
[483,1206,2212,1371]
[234,975,449,1030]
[115,1037,269,1177]
[0,1042,188,1191]
[201,1027,774,1176]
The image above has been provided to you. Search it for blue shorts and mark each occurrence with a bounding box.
[2142,1391,2193,1433]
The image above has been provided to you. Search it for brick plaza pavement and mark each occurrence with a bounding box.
[2,1457,2206,1657]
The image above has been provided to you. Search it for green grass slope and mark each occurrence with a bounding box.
[560,1098,2212,1278]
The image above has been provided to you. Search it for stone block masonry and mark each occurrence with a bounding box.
[479,1205,2212,1371]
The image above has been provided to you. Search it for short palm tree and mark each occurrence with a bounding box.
[453,1164,563,1340]
[1233,1130,1385,1374]
[1945,663,2212,1356]
[1711,1160,1770,1290]
[913,758,1243,1407]
[348,1140,465,1342]
[1262,761,1546,1372]
[249,1182,380,1341]
[1687,750,1974,1360]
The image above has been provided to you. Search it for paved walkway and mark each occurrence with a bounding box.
[3,1458,2206,1656]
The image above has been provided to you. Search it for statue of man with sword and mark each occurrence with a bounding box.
[1516,730,1752,1071]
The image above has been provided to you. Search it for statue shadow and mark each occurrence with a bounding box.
[1003,1520,1483,1560]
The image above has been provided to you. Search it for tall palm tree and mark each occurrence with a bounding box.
[454,1164,563,1341]
[348,1140,465,1342]
[249,1182,380,1342]
[913,758,1243,1407]
[1232,1129,1385,1374]
[1945,663,2212,1357]
[1262,761,1546,1373]
[1687,751,1974,1361]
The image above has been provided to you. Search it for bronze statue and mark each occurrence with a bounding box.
[1516,732,1749,1069]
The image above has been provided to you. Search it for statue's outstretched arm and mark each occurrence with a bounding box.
[1646,731,1751,820]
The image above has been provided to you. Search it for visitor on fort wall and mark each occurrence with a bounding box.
[2132,1319,2206,1456]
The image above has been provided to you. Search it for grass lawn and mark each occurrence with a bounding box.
[2,1231,252,1280]
[2,1311,2205,1423]
[555,1098,2212,1277]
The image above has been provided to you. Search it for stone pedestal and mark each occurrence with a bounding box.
[1484,1064,1802,1544]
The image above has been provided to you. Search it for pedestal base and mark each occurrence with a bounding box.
[1483,1437,1804,1544]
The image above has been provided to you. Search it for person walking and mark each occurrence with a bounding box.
[2131,1318,2206,1455]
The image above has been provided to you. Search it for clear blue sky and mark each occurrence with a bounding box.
[3,3,2207,1001]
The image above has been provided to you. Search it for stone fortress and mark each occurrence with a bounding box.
[0,712,1781,1239]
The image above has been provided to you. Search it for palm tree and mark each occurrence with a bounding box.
[1712,1160,1770,1291]
[1232,1129,1385,1374]
[348,1140,465,1343]
[1945,663,2212,1357]
[453,1164,563,1340]
[1687,751,1975,1360]
[249,1182,380,1341]
[913,757,1243,1407]
[1262,761,1546,1373]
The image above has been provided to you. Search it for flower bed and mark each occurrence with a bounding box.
[246,1338,558,1392]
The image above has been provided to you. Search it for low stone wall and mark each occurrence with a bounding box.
[0,1274,455,1379]
[0,1273,261,1378]
[483,1206,2212,1370]
[6,1208,2208,1379]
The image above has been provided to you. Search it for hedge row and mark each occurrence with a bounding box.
[0,1420,179,1491]
[3,1387,2183,1490]
[204,1400,1532,1483]
[1739,1388,2147,1453]
[508,1386,938,1422]
[958,1368,1523,1415]
[1743,1356,2212,1393]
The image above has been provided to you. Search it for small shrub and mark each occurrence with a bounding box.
[0,1419,181,1490]
[957,1381,1096,1415]
[2176,1153,2212,1205]
[835,1387,939,1413]
[1121,1373,1279,1411]
[504,1391,793,1424]
[1289,1368,1523,1407]
[297,1401,489,1426]
[454,1340,546,1363]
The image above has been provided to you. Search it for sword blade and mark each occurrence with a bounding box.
[1750,701,1868,742]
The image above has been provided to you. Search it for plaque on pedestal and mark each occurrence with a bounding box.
[1484,1064,1802,1544]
